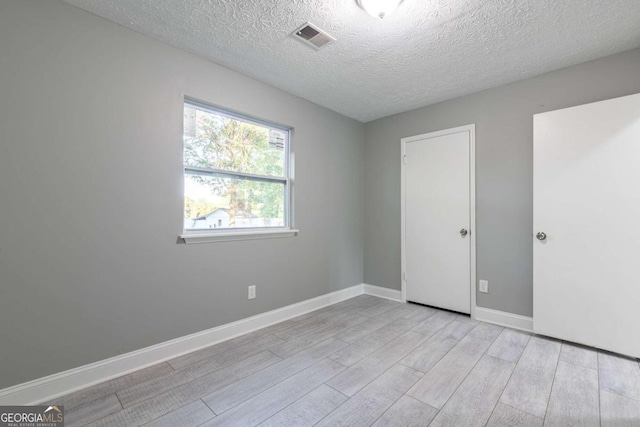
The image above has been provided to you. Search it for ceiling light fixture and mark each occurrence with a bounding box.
[357,0,404,19]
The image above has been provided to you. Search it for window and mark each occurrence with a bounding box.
[181,100,295,243]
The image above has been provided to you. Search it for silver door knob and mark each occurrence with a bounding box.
[460,229,468,237]
[536,232,547,241]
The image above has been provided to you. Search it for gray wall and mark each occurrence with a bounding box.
[0,0,364,389]
[364,48,640,317]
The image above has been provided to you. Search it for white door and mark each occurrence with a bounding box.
[534,93,640,358]
[402,125,475,314]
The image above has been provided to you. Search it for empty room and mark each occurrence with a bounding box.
[1,0,640,426]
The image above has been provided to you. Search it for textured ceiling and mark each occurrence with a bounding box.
[62,0,640,122]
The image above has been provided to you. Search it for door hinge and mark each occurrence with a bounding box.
[403,155,407,165]
[403,272,407,281]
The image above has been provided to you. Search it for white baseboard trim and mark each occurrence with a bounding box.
[362,284,403,302]
[474,306,533,332]
[0,284,365,406]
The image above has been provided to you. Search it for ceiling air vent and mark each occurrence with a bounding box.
[293,22,335,50]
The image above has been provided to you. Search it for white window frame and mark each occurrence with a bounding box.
[180,98,297,244]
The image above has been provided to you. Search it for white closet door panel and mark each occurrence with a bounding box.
[405,130,471,313]
[534,92,640,358]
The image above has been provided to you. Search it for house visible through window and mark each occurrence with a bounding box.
[183,100,291,233]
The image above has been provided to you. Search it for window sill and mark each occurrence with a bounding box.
[180,229,299,244]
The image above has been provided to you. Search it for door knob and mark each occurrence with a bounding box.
[460,229,468,237]
[536,232,547,241]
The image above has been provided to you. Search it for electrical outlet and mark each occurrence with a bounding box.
[479,280,489,293]
[248,285,256,300]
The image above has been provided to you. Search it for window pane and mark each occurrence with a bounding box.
[184,104,286,177]
[184,173,285,230]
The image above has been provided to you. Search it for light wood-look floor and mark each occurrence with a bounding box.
[50,295,640,426]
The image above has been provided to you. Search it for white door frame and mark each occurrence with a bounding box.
[400,124,477,319]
